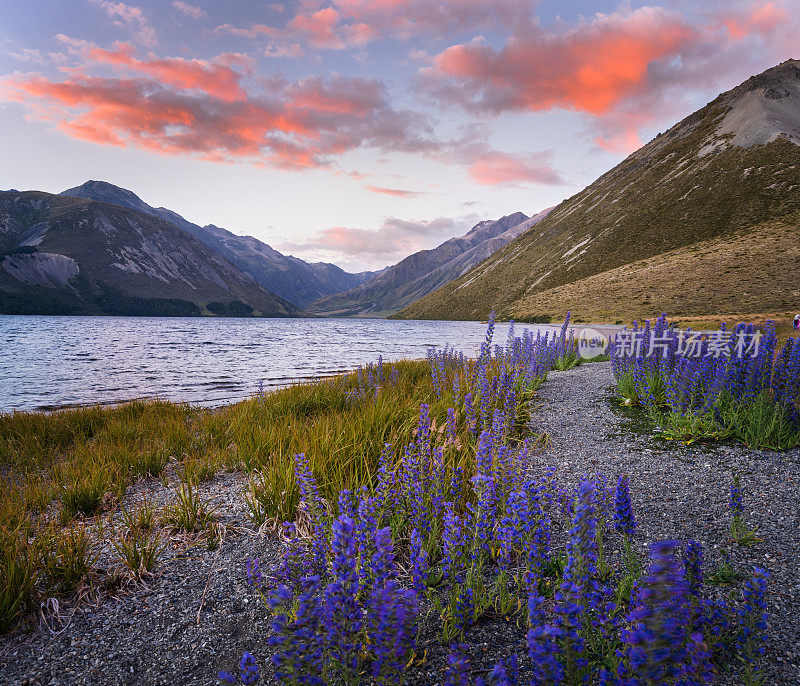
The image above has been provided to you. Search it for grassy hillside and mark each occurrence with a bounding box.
[395,61,800,322]
[507,213,800,323]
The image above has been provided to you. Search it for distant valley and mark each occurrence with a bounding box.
[1,181,537,318]
[6,60,798,323]
[397,59,800,323]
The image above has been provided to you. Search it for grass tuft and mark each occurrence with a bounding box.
[163,479,215,533]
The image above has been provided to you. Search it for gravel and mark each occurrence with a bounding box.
[528,361,800,685]
[2,361,798,685]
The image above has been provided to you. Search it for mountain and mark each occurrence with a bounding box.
[308,210,551,317]
[395,59,800,322]
[0,191,302,317]
[60,181,376,307]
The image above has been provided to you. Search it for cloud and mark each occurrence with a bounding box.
[88,43,252,102]
[56,34,96,55]
[467,150,564,186]
[214,0,536,53]
[88,0,156,47]
[0,41,562,186]
[277,215,478,268]
[723,0,788,39]
[421,2,799,153]
[172,1,206,20]
[288,8,347,50]
[423,7,696,116]
[8,48,44,63]
[0,61,437,170]
[331,0,535,40]
[363,184,428,197]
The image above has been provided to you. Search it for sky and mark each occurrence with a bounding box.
[0,1,797,272]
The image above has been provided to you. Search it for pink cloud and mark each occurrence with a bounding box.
[0,63,436,171]
[289,8,345,49]
[172,1,206,20]
[215,0,536,53]
[278,215,471,266]
[88,0,156,47]
[421,2,798,153]
[364,184,427,197]
[332,0,535,38]
[724,1,788,39]
[425,7,696,116]
[88,44,252,102]
[468,151,564,186]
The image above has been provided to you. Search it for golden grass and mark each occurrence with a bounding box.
[1,358,494,631]
[505,217,800,327]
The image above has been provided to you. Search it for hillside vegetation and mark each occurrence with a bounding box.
[395,60,800,323]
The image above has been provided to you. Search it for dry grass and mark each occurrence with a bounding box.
[0,359,480,632]
[505,216,800,327]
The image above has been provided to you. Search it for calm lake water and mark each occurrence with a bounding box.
[0,316,558,412]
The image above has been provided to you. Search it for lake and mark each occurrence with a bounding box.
[0,316,558,412]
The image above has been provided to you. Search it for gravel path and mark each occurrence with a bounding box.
[528,361,800,685]
[1,361,798,684]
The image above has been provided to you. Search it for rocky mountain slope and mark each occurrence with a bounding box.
[395,59,800,322]
[0,191,301,317]
[60,181,375,307]
[308,210,551,317]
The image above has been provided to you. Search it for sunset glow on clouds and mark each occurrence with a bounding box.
[0,0,797,269]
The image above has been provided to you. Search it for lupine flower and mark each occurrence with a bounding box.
[356,488,379,592]
[498,489,525,572]
[409,527,428,598]
[614,474,636,537]
[246,558,262,588]
[416,403,432,451]
[679,632,713,684]
[453,586,474,636]
[683,540,704,597]
[324,515,363,678]
[442,502,466,585]
[465,392,477,436]
[622,540,690,682]
[239,652,260,684]
[528,592,565,683]
[738,567,769,664]
[445,643,470,686]
[268,574,325,684]
[447,407,457,445]
[730,474,744,516]
[369,526,396,591]
[470,473,497,561]
[487,656,518,686]
[369,580,418,681]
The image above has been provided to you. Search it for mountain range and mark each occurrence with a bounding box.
[59,181,376,308]
[0,191,300,317]
[307,209,552,317]
[5,59,797,322]
[1,181,534,317]
[396,59,800,323]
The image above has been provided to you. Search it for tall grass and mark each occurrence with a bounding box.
[0,314,579,633]
[0,359,459,632]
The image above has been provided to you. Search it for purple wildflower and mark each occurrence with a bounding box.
[614,474,636,537]
[409,527,428,598]
[445,643,470,686]
[621,540,690,683]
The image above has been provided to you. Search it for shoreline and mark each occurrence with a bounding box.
[1,361,797,683]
